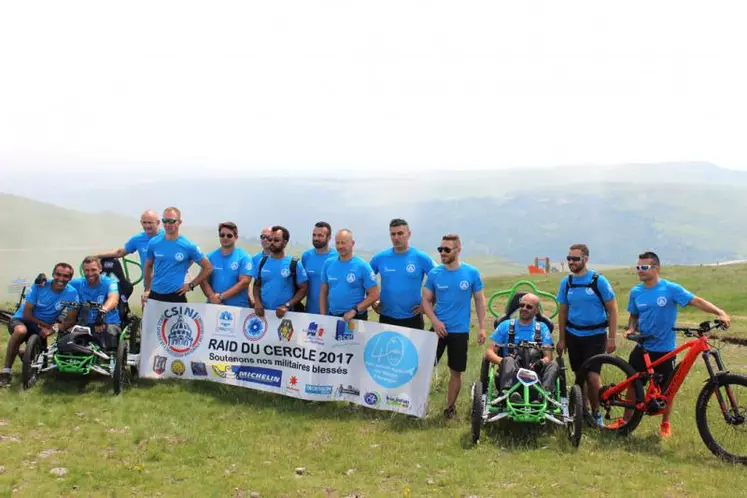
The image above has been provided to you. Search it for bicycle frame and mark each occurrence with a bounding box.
[599,335,726,413]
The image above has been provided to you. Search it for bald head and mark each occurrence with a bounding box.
[335,229,355,259]
[260,226,273,250]
[520,293,540,307]
[140,209,160,235]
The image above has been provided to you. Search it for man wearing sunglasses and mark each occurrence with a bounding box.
[485,293,558,400]
[422,234,487,418]
[1,263,80,387]
[200,222,253,307]
[70,256,122,350]
[96,209,164,265]
[617,251,731,437]
[370,218,435,329]
[320,229,379,321]
[252,226,274,268]
[556,243,618,426]
[142,207,213,305]
[252,225,308,318]
[301,221,338,315]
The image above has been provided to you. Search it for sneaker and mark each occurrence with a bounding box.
[606,417,627,430]
[660,421,672,438]
[443,406,457,419]
[0,372,10,388]
[592,411,604,426]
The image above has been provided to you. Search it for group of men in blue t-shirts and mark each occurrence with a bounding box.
[0,210,733,439]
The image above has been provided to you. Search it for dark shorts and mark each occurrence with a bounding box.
[7,318,42,337]
[629,346,675,384]
[566,332,607,373]
[149,291,187,303]
[379,314,425,330]
[435,332,469,373]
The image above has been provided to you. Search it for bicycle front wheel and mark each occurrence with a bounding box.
[696,373,747,464]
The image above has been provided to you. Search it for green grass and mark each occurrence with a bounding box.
[2,264,747,497]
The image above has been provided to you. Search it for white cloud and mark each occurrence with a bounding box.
[1,0,746,176]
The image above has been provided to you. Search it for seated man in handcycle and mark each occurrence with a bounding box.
[485,293,559,402]
[0,263,80,387]
[69,256,122,350]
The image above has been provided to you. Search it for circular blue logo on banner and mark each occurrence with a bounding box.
[363,331,419,388]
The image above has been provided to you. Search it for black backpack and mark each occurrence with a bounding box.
[257,256,305,312]
[564,272,609,331]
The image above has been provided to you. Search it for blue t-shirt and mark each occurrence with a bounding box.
[424,263,484,333]
[490,319,553,356]
[627,279,695,352]
[321,256,378,316]
[556,270,615,337]
[13,283,80,324]
[256,255,308,310]
[301,247,338,315]
[70,276,121,325]
[146,234,205,294]
[124,230,164,264]
[370,247,435,319]
[207,247,253,307]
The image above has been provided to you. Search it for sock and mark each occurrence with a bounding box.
[2,368,11,374]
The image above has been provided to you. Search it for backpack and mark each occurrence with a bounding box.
[257,256,305,312]
[564,272,609,331]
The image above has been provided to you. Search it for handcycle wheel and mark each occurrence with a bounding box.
[479,358,490,395]
[696,373,747,464]
[577,354,644,435]
[471,381,484,444]
[22,334,44,389]
[127,317,141,378]
[567,384,583,447]
[113,339,129,395]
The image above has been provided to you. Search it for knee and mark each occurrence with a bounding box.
[11,326,28,339]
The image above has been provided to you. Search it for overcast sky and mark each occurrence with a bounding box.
[1,1,746,180]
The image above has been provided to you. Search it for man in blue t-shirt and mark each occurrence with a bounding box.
[96,209,163,266]
[371,218,435,329]
[252,226,274,269]
[556,243,618,425]
[1,263,81,387]
[485,293,558,399]
[614,251,731,438]
[143,206,213,305]
[252,225,308,318]
[70,256,122,349]
[320,229,379,321]
[201,221,253,308]
[422,233,487,418]
[301,221,338,315]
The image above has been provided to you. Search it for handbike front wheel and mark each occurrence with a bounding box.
[576,354,645,435]
[567,384,583,447]
[696,373,747,464]
[471,381,484,444]
[22,334,44,389]
[113,339,130,395]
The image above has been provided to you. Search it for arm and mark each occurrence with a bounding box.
[473,289,487,344]
[219,276,252,303]
[485,340,503,365]
[688,296,731,327]
[142,259,154,304]
[557,303,568,355]
[342,285,380,322]
[625,314,639,337]
[59,307,79,333]
[95,247,129,259]
[252,279,264,316]
[276,281,308,318]
[179,257,213,295]
[422,287,446,337]
[541,349,553,365]
[604,298,618,353]
[319,283,329,316]
[200,278,218,303]
[22,303,52,330]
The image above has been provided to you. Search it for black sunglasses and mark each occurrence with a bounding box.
[260,235,270,240]
[566,256,582,262]
[437,246,452,254]
[519,303,535,310]
[219,233,235,239]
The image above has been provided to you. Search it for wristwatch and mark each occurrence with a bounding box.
[349,308,358,316]
[284,301,292,309]
[217,293,224,302]
[188,282,195,291]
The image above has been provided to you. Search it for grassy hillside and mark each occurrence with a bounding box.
[1,264,746,496]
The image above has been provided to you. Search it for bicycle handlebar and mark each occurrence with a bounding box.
[627,320,727,343]
[494,342,554,351]
[59,300,106,311]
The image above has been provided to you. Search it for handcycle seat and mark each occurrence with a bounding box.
[57,327,106,355]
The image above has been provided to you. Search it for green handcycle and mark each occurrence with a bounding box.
[470,280,584,447]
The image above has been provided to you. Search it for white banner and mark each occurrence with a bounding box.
[139,301,438,418]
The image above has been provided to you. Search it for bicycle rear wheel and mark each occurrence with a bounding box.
[577,354,645,435]
[696,373,747,464]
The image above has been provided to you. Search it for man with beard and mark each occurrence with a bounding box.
[301,221,338,315]
[201,221,253,307]
[142,206,213,305]
[252,225,308,318]
[96,209,163,265]
[371,218,434,329]
[556,243,617,425]
[320,229,379,321]
[0,263,80,387]
[422,233,487,418]
[485,293,558,402]
[70,256,121,350]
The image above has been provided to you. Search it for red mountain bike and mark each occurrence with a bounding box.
[576,320,747,464]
